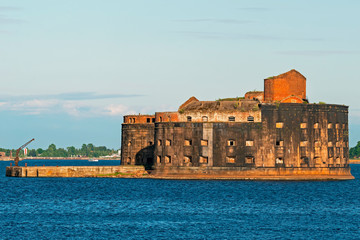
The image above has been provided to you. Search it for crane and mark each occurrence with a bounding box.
[14,138,35,166]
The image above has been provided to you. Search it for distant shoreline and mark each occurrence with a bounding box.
[0,157,120,161]
[350,159,360,164]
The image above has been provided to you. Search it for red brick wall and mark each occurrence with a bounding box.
[264,70,306,103]
[155,112,179,122]
[123,115,155,124]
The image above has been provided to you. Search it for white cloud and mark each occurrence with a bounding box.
[0,92,140,118]
[22,99,58,108]
[105,104,135,116]
[62,102,83,117]
[9,99,59,114]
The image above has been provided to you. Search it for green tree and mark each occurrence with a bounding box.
[67,146,76,157]
[36,148,44,156]
[0,143,117,158]
[48,144,57,152]
[349,141,360,158]
[57,148,68,157]
[28,149,37,157]
[81,144,87,156]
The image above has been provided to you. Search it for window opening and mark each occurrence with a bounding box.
[184,139,192,146]
[184,156,192,164]
[226,157,236,163]
[275,157,284,164]
[245,156,254,164]
[247,116,254,122]
[165,156,171,164]
[201,140,208,146]
[199,156,208,164]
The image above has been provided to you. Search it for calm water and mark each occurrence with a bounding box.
[1,160,360,239]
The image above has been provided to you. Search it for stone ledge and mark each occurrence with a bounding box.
[6,165,146,178]
[5,166,354,180]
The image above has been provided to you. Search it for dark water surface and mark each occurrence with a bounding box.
[1,160,360,239]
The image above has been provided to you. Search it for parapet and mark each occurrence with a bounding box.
[245,91,264,102]
[123,114,155,124]
[155,112,179,122]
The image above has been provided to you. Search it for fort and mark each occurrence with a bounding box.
[5,69,354,180]
[120,69,354,180]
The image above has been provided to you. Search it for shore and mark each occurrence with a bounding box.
[0,157,120,161]
[350,159,360,164]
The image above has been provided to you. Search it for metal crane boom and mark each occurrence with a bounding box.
[14,138,35,166]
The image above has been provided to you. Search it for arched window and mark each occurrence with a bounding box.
[202,116,208,122]
[159,117,162,122]
[187,116,192,122]
[228,116,235,122]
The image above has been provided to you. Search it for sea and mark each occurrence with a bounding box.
[1,160,360,240]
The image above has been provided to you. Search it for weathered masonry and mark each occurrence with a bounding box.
[120,70,353,180]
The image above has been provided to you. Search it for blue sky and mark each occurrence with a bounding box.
[0,0,359,149]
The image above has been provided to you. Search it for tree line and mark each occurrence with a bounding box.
[350,141,360,159]
[0,143,117,158]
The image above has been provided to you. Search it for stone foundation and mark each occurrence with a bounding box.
[5,165,354,180]
[149,166,354,180]
[6,165,147,178]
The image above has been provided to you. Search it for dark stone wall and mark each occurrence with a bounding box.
[121,123,155,169]
[121,103,349,170]
[154,122,208,168]
[260,103,348,168]
[152,103,349,169]
[212,122,262,167]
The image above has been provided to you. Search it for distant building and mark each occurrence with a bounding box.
[120,70,352,179]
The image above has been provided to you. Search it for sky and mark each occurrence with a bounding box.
[0,0,359,149]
